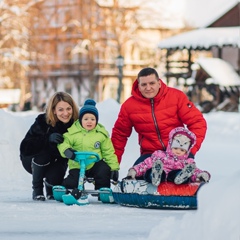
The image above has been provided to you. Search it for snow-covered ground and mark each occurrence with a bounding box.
[0,98,239,240]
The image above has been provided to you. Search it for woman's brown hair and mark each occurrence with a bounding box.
[46,92,79,126]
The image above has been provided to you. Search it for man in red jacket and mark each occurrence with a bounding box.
[111,67,207,168]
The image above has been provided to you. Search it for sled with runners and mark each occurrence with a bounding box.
[53,152,114,206]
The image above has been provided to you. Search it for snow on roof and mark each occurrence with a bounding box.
[158,27,240,50]
[184,0,239,28]
[203,0,239,27]
[196,58,240,86]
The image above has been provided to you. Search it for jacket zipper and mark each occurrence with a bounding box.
[151,98,166,150]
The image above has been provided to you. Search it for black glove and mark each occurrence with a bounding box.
[64,148,76,160]
[110,170,119,182]
[49,133,64,144]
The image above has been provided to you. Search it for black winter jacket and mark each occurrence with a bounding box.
[20,113,74,164]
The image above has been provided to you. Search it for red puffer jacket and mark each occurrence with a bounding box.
[111,79,207,163]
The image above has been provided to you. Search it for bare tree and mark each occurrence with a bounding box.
[0,0,188,107]
[63,0,143,101]
[0,0,43,108]
[71,0,178,101]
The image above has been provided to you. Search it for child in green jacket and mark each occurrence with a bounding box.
[58,99,119,191]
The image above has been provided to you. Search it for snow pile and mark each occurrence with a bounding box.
[0,99,239,240]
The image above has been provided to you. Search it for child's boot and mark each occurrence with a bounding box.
[151,160,163,186]
[174,163,196,184]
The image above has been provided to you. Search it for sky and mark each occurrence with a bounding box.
[0,98,239,240]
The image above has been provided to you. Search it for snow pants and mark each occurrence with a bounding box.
[62,160,111,190]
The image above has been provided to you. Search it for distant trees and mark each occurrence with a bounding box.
[0,0,43,108]
[64,0,143,99]
[0,0,187,106]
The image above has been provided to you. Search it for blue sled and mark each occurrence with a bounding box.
[112,180,206,210]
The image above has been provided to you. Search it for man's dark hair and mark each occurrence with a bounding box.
[137,67,159,81]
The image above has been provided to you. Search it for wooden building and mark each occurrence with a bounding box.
[158,1,240,112]
[27,0,170,108]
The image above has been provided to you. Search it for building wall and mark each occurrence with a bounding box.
[27,0,175,109]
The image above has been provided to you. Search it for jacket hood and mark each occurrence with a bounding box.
[166,127,196,158]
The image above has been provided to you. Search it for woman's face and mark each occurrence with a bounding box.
[54,101,73,123]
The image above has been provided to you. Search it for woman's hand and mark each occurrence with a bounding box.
[49,133,64,144]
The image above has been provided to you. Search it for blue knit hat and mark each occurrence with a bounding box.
[79,99,98,125]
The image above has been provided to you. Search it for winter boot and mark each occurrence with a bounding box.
[31,161,46,201]
[151,160,163,186]
[174,163,196,185]
[45,185,54,200]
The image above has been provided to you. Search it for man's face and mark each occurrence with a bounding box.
[138,74,161,98]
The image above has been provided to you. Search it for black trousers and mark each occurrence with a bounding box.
[133,153,152,166]
[62,160,111,190]
[21,155,67,186]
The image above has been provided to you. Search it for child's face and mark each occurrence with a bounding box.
[171,147,187,156]
[81,113,97,130]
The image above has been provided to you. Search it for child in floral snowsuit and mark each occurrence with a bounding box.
[127,127,210,186]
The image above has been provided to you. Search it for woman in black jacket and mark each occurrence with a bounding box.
[20,92,79,201]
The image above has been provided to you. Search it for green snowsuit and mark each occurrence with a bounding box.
[58,120,119,171]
